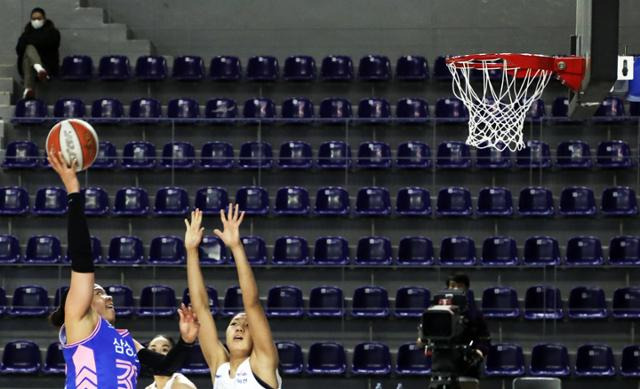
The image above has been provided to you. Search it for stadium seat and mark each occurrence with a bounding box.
[396,187,431,216]
[172,56,205,81]
[594,97,625,121]
[596,140,632,168]
[602,186,638,216]
[320,55,353,81]
[436,187,473,216]
[160,142,195,169]
[0,340,41,374]
[235,187,269,215]
[621,345,640,377]
[484,344,525,376]
[12,99,47,124]
[0,235,21,263]
[53,287,68,308]
[317,141,352,169]
[518,187,554,216]
[240,236,268,265]
[482,287,520,318]
[129,98,161,123]
[283,55,316,81]
[313,236,349,265]
[200,142,234,169]
[138,285,178,317]
[0,288,6,315]
[575,344,616,376]
[135,55,167,81]
[437,141,472,168]
[356,237,392,265]
[205,98,237,119]
[358,98,391,122]
[530,344,570,377]
[433,56,452,81]
[356,187,391,216]
[53,98,85,118]
[98,55,130,80]
[352,342,392,375]
[481,236,518,266]
[272,236,309,265]
[396,98,429,122]
[281,97,314,121]
[148,236,185,264]
[527,99,546,122]
[397,236,434,265]
[222,286,244,317]
[359,55,391,81]
[2,141,40,169]
[33,187,67,215]
[243,98,276,120]
[612,287,640,319]
[60,55,92,80]
[42,342,64,374]
[396,343,431,375]
[91,98,124,123]
[113,187,150,216]
[25,235,61,263]
[306,342,347,375]
[395,286,430,318]
[0,187,29,215]
[559,186,596,216]
[238,142,273,169]
[274,187,310,216]
[194,187,228,215]
[266,286,304,317]
[609,236,640,265]
[209,56,241,81]
[524,286,563,320]
[523,236,561,266]
[568,286,608,319]
[278,141,312,169]
[91,140,117,170]
[477,187,513,217]
[246,56,279,81]
[551,96,570,118]
[308,286,344,317]
[352,286,390,318]
[556,140,592,168]
[319,98,352,120]
[476,147,512,169]
[435,97,468,119]
[198,236,228,265]
[357,141,391,168]
[182,286,218,315]
[9,285,49,317]
[566,236,603,265]
[276,341,304,375]
[167,98,199,120]
[632,101,640,116]
[104,284,135,317]
[516,140,552,168]
[106,236,144,264]
[154,187,190,216]
[315,187,350,216]
[396,55,429,80]
[121,141,156,169]
[180,344,210,375]
[440,236,476,266]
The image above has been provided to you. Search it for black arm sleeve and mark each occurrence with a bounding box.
[67,192,94,273]
[137,338,194,376]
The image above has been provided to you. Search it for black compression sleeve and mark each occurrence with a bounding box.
[67,192,94,273]
[137,337,195,376]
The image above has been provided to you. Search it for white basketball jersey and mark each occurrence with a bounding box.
[144,372,193,389]
[213,358,282,389]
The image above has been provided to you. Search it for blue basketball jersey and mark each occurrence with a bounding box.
[59,317,140,389]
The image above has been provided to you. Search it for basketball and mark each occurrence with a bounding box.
[45,119,99,171]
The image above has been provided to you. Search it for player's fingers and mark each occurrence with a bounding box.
[238,211,245,225]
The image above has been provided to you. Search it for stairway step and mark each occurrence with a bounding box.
[0,92,11,106]
[64,7,106,27]
[0,65,16,78]
[0,78,15,92]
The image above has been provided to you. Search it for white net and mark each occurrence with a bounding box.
[447,58,553,152]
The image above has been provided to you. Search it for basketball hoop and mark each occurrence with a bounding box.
[446,53,585,151]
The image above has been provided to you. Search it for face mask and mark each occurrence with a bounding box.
[31,19,44,29]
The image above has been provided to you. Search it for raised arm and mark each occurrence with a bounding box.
[184,209,228,376]
[214,205,278,371]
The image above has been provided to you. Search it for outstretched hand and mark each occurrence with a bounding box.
[184,209,205,250]
[213,204,245,249]
[47,150,80,193]
[178,303,200,344]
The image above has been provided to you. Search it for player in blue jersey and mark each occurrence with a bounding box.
[48,150,200,389]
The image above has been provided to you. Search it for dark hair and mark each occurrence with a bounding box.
[49,288,68,328]
[446,273,470,289]
[31,7,46,17]
[150,334,175,349]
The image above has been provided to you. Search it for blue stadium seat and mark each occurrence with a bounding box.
[205,98,237,119]
[113,187,149,216]
[524,286,563,320]
[121,141,156,169]
[266,286,304,317]
[0,288,6,315]
[397,236,434,266]
[235,187,269,215]
[198,236,228,265]
[283,55,316,81]
[107,236,144,265]
[209,56,241,81]
[278,141,312,169]
[436,141,471,168]
[530,344,570,377]
[317,141,352,169]
[320,55,353,81]
[566,236,603,265]
[359,55,391,81]
[556,141,592,168]
[396,98,429,122]
[352,286,390,318]
[575,344,616,376]
[42,342,64,375]
[357,141,391,168]
[609,236,640,265]
[138,285,178,317]
[135,55,167,81]
[602,186,638,216]
[313,236,349,265]
[516,140,551,168]
[395,286,430,318]
[356,187,391,216]
[60,55,92,80]
[440,236,476,265]
[396,343,431,376]
[182,286,218,315]
[315,187,350,216]
[357,98,391,122]
[476,147,512,169]
[161,142,195,169]
[172,56,205,81]
[9,285,49,317]
[167,98,199,120]
[154,187,190,216]
[477,187,513,217]
[433,56,452,81]
[613,287,640,319]
[104,284,135,317]
[352,342,392,376]
[306,342,347,375]
[319,98,352,121]
[559,186,596,216]
[0,235,21,263]
[308,286,344,317]
[523,236,561,266]
[98,55,130,80]
[272,236,309,265]
[53,287,68,308]
[436,187,472,216]
[222,286,244,317]
[527,99,546,122]
[621,345,640,377]
[435,97,468,120]
[180,344,210,375]
[2,141,40,169]
[239,236,268,265]
[281,97,314,121]
[247,56,279,81]
[485,344,525,377]
[238,141,273,169]
[0,187,29,215]
[551,96,570,118]
[129,98,161,123]
[356,237,392,265]
[274,187,310,215]
[0,340,41,374]
[194,187,228,215]
[25,235,61,264]
[568,286,608,319]
[594,97,625,122]
[33,187,67,215]
[276,341,304,375]
[481,236,518,266]
[148,236,185,265]
[482,287,520,318]
[396,187,431,216]
[53,98,85,118]
[200,142,234,169]
[596,140,633,168]
[518,187,554,216]
[12,99,47,124]
[91,141,117,170]
[396,56,429,81]
[91,98,123,123]
[81,187,109,216]
[243,98,276,120]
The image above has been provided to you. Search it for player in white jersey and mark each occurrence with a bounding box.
[184,206,281,389]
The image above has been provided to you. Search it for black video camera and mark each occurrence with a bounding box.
[420,288,469,342]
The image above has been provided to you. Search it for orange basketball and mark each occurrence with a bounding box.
[46,119,99,172]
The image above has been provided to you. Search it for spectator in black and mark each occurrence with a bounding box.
[16,7,60,99]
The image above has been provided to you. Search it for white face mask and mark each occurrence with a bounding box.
[31,19,44,29]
